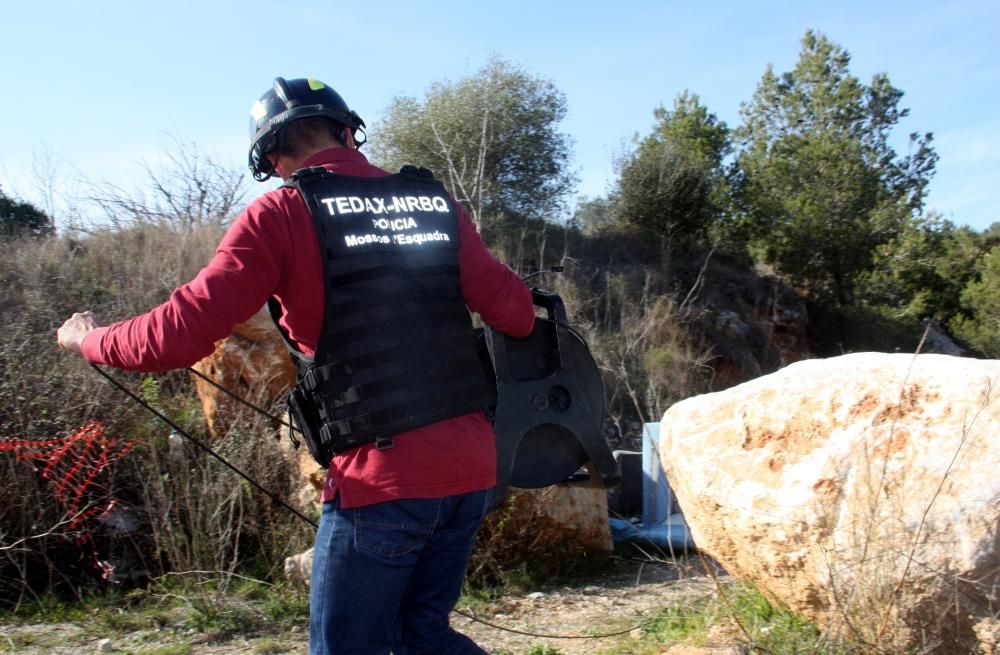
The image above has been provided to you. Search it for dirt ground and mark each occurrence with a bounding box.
[0,561,721,655]
[458,562,719,655]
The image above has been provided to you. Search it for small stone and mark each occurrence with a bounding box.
[527,592,545,599]
[98,638,113,652]
[629,627,644,639]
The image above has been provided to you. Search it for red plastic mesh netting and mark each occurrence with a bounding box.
[0,420,137,531]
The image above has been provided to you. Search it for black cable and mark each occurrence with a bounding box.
[521,266,564,283]
[186,366,301,448]
[186,366,298,431]
[91,364,318,530]
[452,608,650,640]
[92,317,636,641]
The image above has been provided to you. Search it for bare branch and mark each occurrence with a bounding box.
[679,248,715,317]
[83,134,246,230]
[0,509,93,552]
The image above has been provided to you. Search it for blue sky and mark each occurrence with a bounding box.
[2,0,997,230]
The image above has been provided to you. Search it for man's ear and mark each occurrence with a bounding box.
[273,153,295,181]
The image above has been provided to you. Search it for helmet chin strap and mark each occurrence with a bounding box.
[252,128,288,181]
[251,149,276,182]
[251,150,275,182]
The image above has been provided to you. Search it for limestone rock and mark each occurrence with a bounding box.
[973,618,1000,655]
[190,308,296,438]
[191,308,326,506]
[277,420,328,508]
[285,547,313,588]
[921,318,967,356]
[472,486,613,580]
[659,353,1000,654]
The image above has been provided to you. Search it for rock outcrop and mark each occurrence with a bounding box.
[191,309,296,438]
[659,353,999,654]
[191,309,326,506]
[684,259,813,387]
[474,486,613,577]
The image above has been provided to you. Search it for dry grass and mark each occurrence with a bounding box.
[0,184,308,606]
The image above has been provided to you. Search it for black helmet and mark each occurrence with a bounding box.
[248,77,366,181]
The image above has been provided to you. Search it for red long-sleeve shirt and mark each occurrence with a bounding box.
[82,147,534,508]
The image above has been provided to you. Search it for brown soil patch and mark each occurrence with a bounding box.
[872,426,910,458]
[872,384,924,425]
[812,478,841,501]
[849,391,881,420]
[741,427,781,450]
[741,413,829,474]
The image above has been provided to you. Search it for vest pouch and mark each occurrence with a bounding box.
[288,384,333,468]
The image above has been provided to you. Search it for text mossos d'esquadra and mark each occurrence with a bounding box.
[320,194,452,248]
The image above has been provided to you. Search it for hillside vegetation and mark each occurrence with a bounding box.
[1,31,996,653]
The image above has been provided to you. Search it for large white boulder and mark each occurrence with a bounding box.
[659,353,999,654]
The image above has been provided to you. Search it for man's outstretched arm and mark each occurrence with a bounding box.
[55,198,290,371]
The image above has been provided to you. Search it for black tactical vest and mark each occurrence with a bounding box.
[273,166,497,464]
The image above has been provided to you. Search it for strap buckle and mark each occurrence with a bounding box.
[302,368,319,392]
[319,422,334,447]
[289,166,329,182]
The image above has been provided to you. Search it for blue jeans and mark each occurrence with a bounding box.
[309,489,492,655]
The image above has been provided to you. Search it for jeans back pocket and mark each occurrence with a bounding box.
[354,498,440,558]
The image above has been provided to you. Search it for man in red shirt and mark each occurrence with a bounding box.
[58,77,534,654]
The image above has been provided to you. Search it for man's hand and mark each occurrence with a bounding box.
[57,311,101,355]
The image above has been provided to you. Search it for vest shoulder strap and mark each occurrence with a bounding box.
[398,165,436,181]
[283,164,440,187]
